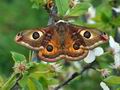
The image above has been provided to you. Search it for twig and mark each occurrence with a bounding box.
[54,62,95,90]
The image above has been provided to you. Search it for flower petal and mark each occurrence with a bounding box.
[84,50,95,63]
[109,36,120,49]
[100,82,110,90]
[88,6,96,18]
[109,36,120,54]
[87,6,96,24]
[109,36,116,48]
[94,47,104,56]
[114,53,120,68]
[112,7,120,13]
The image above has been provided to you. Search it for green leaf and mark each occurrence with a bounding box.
[55,0,69,16]
[39,77,48,90]
[90,0,103,7]
[117,88,120,90]
[96,52,113,68]
[104,76,120,85]
[96,3,112,20]
[19,72,44,90]
[30,69,55,80]
[27,78,36,90]
[11,52,26,63]
[0,76,4,88]
[32,3,40,9]
[29,77,43,90]
[66,2,90,16]
[19,72,29,88]
[2,73,17,90]
[112,16,120,27]
[47,78,59,85]
[101,13,111,23]
[31,0,45,9]
[22,85,29,90]
[28,63,50,73]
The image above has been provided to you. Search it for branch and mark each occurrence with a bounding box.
[54,62,95,90]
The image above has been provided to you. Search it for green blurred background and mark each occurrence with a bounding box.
[0,0,49,77]
[0,0,120,90]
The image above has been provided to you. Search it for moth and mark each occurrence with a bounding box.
[15,20,109,62]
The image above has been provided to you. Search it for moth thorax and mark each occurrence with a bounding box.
[57,25,66,49]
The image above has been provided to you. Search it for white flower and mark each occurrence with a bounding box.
[100,82,110,90]
[84,47,104,63]
[50,63,62,72]
[86,6,96,24]
[112,6,120,13]
[109,36,120,68]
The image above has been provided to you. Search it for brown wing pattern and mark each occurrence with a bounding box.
[38,26,62,62]
[63,24,88,61]
[15,21,109,62]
